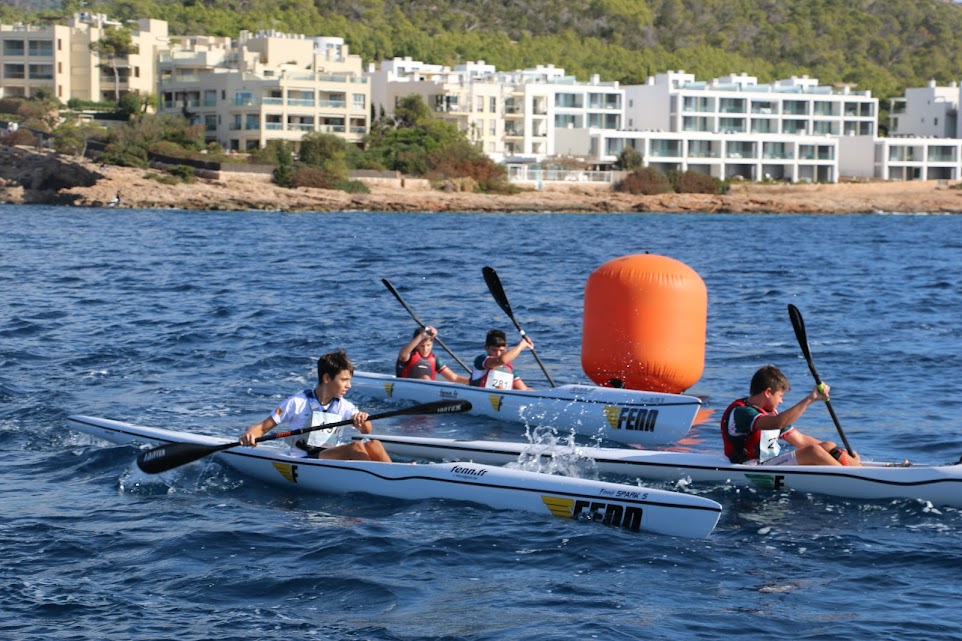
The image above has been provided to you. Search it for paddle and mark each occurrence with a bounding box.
[481,266,557,387]
[382,278,471,373]
[787,304,854,457]
[135,399,473,474]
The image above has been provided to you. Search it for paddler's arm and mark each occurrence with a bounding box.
[752,384,830,432]
[398,326,435,363]
[484,337,533,369]
[439,367,469,385]
[240,415,278,447]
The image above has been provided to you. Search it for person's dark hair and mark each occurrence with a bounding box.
[485,329,507,347]
[317,349,354,382]
[749,364,791,395]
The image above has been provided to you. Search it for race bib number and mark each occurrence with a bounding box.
[757,428,781,462]
[484,369,514,390]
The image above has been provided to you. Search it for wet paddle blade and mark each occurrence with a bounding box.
[137,441,234,474]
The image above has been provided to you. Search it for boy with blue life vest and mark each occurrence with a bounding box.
[396,326,469,384]
[721,364,860,466]
[240,349,391,462]
[469,329,534,391]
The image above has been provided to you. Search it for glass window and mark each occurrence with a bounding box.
[3,40,25,56]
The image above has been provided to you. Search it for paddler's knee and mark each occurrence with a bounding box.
[364,439,392,463]
[828,445,855,466]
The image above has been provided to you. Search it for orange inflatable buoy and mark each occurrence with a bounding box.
[581,254,706,393]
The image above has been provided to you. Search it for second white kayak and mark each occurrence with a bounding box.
[351,371,703,447]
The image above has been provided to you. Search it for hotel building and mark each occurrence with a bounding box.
[157,32,369,152]
[0,12,168,103]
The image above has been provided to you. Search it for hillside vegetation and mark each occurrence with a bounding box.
[4,0,962,100]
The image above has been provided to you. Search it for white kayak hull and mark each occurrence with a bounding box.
[362,433,962,509]
[350,371,702,447]
[67,415,722,539]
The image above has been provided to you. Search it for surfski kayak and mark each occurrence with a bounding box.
[66,415,722,539]
[350,371,703,447]
[357,433,962,509]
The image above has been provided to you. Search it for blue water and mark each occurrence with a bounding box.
[2,205,961,640]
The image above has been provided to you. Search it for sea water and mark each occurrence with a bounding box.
[2,205,961,640]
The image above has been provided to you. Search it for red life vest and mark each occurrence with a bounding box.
[720,398,773,464]
[469,359,514,389]
[398,351,437,380]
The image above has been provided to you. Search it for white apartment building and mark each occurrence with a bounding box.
[369,58,622,162]
[157,32,369,152]
[624,71,877,138]
[548,70,876,182]
[556,127,838,182]
[0,12,168,103]
[887,80,959,138]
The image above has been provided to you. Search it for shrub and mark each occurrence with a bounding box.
[167,164,197,183]
[97,143,148,168]
[0,98,22,115]
[290,165,339,189]
[148,140,190,158]
[614,166,672,195]
[669,170,728,194]
[337,179,370,194]
[145,171,179,185]
[614,148,643,170]
[2,129,37,147]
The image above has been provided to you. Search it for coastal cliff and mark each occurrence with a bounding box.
[3,147,962,214]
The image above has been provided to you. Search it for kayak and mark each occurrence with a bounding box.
[66,415,722,539]
[350,371,703,447]
[359,433,962,509]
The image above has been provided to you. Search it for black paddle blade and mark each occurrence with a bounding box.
[406,399,472,414]
[136,440,234,474]
[482,266,513,317]
[787,304,819,382]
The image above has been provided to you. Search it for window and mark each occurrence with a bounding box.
[3,63,25,79]
[29,64,53,80]
[352,93,365,110]
[3,40,25,56]
[28,40,53,56]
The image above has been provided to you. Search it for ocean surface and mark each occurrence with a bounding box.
[2,204,961,640]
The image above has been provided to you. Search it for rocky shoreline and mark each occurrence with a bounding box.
[3,147,962,214]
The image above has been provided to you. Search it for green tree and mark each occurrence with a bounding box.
[270,140,295,187]
[296,131,350,187]
[90,27,139,107]
[614,147,643,170]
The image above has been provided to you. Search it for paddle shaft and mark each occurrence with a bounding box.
[787,304,854,456]
[136,399,472,474]
[382,278,471,373]
[481,266,557,387]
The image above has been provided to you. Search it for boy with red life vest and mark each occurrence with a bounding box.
[396,326,469,384]
[721,364,860,466]
[469,329,534,391]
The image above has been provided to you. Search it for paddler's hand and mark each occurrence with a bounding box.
[240,427,259,447]
[811,383,830,402]
[518,336,534,350]
[352,411,371,434]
